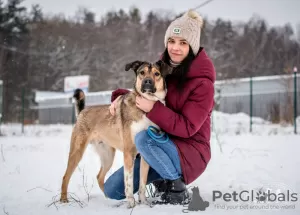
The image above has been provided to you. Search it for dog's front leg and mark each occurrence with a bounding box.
[124,151,136,208]
[138,156,151,206]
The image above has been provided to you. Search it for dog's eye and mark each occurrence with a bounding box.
[154,72,160,76]
[140,71,145,75]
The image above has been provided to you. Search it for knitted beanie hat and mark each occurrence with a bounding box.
[164,10,204,55]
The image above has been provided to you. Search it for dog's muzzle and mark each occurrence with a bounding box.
[141,78,156,93]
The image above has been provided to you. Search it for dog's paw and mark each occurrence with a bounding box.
[59,197,69,203]
[138,194,147,203]
[138,193,152,207]
[139,199,152,207]
[127,197,136,208]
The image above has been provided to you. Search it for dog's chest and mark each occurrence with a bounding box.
[130,115,158,139]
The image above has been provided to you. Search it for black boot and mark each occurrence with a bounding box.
[160,178,190,205]
[152,179,168,197]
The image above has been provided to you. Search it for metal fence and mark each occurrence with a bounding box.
[216,74,300,123]
[24,73,300,134]
[33,90,116,124]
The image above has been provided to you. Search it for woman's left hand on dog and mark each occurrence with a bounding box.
[136,96,156,113]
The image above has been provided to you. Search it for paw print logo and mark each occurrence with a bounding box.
[256,191,267,203]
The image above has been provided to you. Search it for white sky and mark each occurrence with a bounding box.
[21,0,300,30]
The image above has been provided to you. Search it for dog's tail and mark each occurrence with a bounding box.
[73,88,85,118]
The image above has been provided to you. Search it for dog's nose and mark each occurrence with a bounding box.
[142,78,154,88]
[141,78,155,93]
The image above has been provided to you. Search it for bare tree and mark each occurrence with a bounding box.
[1,4,300,123]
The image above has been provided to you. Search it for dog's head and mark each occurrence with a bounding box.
[125,60,172,101]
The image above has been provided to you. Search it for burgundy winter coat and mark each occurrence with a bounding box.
[111,48,216,184]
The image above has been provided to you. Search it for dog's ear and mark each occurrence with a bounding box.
[125,61,145,73]
[155,60,172,77]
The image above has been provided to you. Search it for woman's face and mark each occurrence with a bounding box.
[167,36,190,63]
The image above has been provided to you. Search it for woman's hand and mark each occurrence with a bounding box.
[109,97,119,115]
[136,96,156,113]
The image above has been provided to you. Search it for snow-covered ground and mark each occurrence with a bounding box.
[0,111,300,215]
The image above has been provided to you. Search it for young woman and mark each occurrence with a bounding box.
[103,9,216,205]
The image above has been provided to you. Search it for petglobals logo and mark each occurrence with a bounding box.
[212,190,298,203]
[211,188,298,211]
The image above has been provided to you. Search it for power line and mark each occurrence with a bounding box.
[192,0,214,11]
[178,0,214,17]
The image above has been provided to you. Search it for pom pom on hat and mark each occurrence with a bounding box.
[186,9,204,28]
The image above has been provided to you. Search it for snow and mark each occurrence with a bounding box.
[1,111,300,215]
[12,26,21,33]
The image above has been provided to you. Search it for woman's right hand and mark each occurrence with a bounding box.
[109,102,116,116]
[109,89,130,116]
[109,97,119,116]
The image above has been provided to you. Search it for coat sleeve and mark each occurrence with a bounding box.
[146,80,214,138]
[111,88,130,102]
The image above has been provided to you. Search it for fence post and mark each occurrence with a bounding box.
[21,88,25,134]
[294,67,298,134]
[0,81,2,136]
[72,103,75,125]
[70,96,75,125]
[250,76,253,133]
[211,111,214,133]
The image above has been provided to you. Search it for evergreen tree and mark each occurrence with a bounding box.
[0,0,29,122]
[30,4,43,23]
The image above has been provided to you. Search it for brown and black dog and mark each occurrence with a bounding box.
[60,60,172,208]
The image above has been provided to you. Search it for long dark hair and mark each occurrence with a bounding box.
[161,46,196,92]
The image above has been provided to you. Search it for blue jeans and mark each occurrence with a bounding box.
[104,130,182,200]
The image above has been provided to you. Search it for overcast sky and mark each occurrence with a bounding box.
[22,0,300,30]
